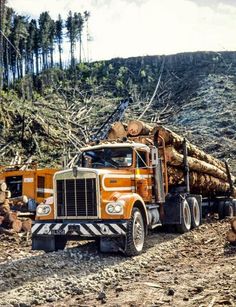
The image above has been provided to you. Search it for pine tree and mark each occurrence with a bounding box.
[2,6,13,86]
[84,10,90,62]
[11,14,28,79]
[66,11,84,68]
[55,14,63,70]
[31,19,40,75]
[39,12,53,69]
[74,12,84,63]
[0,0,7,88]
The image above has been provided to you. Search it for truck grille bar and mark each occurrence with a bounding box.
[56,178,98,218]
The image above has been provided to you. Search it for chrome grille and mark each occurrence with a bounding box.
[56,178,98,218]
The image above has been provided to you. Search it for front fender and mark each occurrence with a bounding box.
[119,193,148,220]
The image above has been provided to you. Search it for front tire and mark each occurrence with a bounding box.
[125,208,145,256]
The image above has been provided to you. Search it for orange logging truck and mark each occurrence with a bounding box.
[31,120,236,256]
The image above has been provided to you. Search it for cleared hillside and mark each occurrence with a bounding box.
[0,51,235,173]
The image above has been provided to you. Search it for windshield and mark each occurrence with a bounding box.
[82,147,133,168]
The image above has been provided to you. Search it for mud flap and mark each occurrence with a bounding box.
[162,194,182,225]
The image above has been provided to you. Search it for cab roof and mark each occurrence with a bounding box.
[81,142,150,152]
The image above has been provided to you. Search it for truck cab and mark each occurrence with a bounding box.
[32,142,164,255]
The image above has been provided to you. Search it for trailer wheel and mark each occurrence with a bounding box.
[188,197,201,228]
[125,207,145,256]
[224,202,234,218]
[176,199,191,233]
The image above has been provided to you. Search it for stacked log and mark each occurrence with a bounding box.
[155,125,236,197]
[226,218,236,246]
[107,120,235,197]
[0,180,31,235]
[108,122,127,139]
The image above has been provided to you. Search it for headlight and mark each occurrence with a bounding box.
[37,204,51,216]
[106,201,124,215]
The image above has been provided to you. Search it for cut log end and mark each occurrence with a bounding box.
[230,218,236,233]
[226,229,236,245]
[108,122,127,140]
[11,219,22,233]
[127,120,152,136]
[22,219,32,232]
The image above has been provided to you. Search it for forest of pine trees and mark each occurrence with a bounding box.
[0,0,90,89]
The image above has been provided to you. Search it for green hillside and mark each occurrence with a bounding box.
[0,51,236,173]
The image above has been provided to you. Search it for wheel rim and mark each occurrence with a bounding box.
[183,200,191,230]
[133,211,144,252]
[193,199,200,226]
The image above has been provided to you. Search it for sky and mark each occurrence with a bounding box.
[8,0,236,61]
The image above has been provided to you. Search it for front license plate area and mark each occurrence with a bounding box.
[51,229,66,235]
[68,225,80,233]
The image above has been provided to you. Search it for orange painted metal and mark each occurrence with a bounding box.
[0,164,57,204]
[36,136,168,222]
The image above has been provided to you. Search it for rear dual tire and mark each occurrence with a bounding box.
[219,201,235,220]
[176,197,201,233]
[188,197,201,228]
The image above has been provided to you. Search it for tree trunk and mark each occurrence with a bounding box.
[167,166,235,197]
[35,50,39,75]
[59,43,62,70]
[22,219,32,232]
[11,219,22,232]
[128,120,152,136]
[50,46,53,68]
[165,146,228,181]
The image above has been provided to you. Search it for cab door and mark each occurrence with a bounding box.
[135,150,152,202]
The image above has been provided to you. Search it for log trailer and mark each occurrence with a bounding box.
[32,122,236,256]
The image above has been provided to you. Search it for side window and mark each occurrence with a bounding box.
[6,176,23,198]
[136,151,148,168]
[37,176,45,198]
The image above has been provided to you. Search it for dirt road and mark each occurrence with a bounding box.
[0,220,235,307]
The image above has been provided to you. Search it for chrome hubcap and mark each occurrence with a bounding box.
[133,212,144,251]
[193,200,200,226]
[183,200,191,230]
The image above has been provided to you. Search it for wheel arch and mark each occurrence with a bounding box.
[114,193,149,231]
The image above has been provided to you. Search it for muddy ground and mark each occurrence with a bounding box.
[0,220,235,307]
